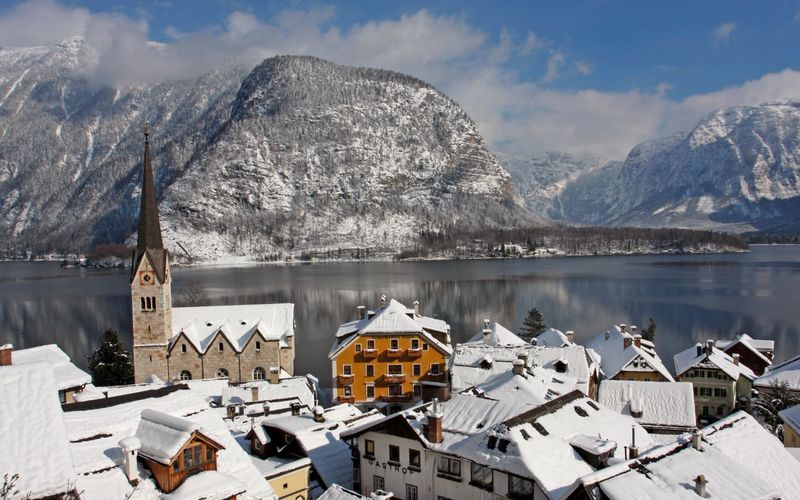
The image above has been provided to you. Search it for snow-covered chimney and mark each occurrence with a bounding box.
[291,402,301,416]
[565,331,575,344]
[380,294,387,307]
[413,300,420,316]
[357,305,366,319]
[118,436,141,486]
[619,324,627,333]
[691,428,702,450]
[425,398,443,444]
[630,325,638,335]
[705,339,714,355]
[732,353,740,366]
[694,475,709,497]
[517,351,529,366]
[263,403,270,416]
[370,491,394,500]
[269,367,280,384]
[251,386,259,402]
[482,328,493,345]
[0,344,12,366]
[512,358,526,377]
[313,405,325,423]
[633,334,642,348]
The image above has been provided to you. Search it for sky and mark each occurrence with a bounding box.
[1,0,799,159]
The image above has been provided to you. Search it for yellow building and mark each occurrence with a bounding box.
[329,298,452,411]
[780,405,800,447]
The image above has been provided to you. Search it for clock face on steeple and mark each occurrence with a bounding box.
[140,271,156,285]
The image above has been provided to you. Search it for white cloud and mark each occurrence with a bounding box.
[713,22,737,42]
[0,1,797,159]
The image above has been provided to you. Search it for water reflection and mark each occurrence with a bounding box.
[1,246,799,387]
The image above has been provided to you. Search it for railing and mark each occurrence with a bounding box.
[386,349,403,359]
[426,372,447,382]
[337,395,355,403]
[383,394,413,402]
[338,374,354,384]
[407,348,423,358]
[383,373,406,383]
[361,349,378,360]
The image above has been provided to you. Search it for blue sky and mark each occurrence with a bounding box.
[1,0,799,157]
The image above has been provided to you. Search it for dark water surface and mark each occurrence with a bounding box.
[2,245,799,387]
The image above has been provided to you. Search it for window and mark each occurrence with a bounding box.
[388,364,403,375]
[409,449,421,469]
[216,368,229,378]
[206,447,212,462]
[183,445,203,470]
[508,474,534,498]
[141,297,146,310]
[366,339,376,350]
[413,384,421,397]
[366,365,374,377]
[389,445,400,463]
[181,344,187,354]
[430,363,441,375]
[355,343,362,352]
[172,460,180,472]
[389,384,403,396]
[255,341,261,352]
[422,343,429,351]
[405,484,418,500]
[390,339,400,350]
[714,388,727,397]
[344,385,352,397]
[373,476,384,492]
[438,456,461,478]
[366,385,375,400]
[693,386,697,395]
[699,387,712,397]
[411,338,420,350]
[471,462,493,490]
[151,297,156,311]
[412,364,421,376]
[59,391,66,404]
[218,342,224,352]
[253,367,266,380]
[717,405,725,415]
[179,370,192,381]
[365,439,375,458]
[343,365,352,376]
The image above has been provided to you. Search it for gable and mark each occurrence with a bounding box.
[168,331,201,355]
[241,329,270,352]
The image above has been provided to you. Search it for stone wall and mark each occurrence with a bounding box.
[167,338,203,381]
[202,333,241,382]
[241,338,280,381]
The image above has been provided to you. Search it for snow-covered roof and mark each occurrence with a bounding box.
[62,387,274,500]
[262,404,384,490]
[0,363,77,499]
[674,342,756,381]
[222,376,315,411]
[535,328,573,348]
[135,409,218,465]
[585,325,674,381]
[318,484,366,500]
[329,298,452,358]
[779,404,800,435]
[465,321,529,347]
[171,303,294,353]
[755,354,800,390]
[597,380,696,429]
[161,470,246,500]
[10,344,92,390]
[716,333,774,354]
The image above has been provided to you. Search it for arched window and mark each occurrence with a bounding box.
[181,344,187,353]
[216,368,229,378]
[179,370,192,381]
[253,367,266,380]
[255,341,261,351]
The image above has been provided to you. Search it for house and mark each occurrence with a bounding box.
[674,340,756,422]
[779,404,800,447]
[329,297,453,411]
[465,319,530,347]
[535,328,576,348]
[715,333,774,375]
[341,389,654,500]
[129,127,295,383]
[61,384,275,499]
[585,324,674,382]
[0,362,78,499]
[0,343,91,403]
[597,380,696,436]
[579,411,800,499]
[755,353,800,397]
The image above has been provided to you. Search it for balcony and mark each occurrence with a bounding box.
[426,372,447,383]
[361,349,378,360]
[337,395,355,404]
[407,348,423,358]
[383,373,406,383]
[383,393,413,402]
[386,349,403,359]
[338,374,354,384]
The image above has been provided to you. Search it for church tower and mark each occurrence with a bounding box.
[131,124,172,383]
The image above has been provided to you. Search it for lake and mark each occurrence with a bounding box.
[2,245,799,387]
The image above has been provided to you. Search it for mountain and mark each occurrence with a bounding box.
[556,102,800,233]
[0,40,527,261]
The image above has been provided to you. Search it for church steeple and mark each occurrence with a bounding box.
[137,123,163,250]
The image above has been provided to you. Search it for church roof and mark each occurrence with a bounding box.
[132,125,168,283]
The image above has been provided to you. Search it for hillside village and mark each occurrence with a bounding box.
[1,131,800,500]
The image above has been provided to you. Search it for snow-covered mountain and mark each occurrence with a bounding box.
[0,40,527,260]
[556,102,800,233]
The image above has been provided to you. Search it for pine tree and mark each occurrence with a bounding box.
[520,308,547,340]
[88,329,134,386]
[642,318,657,342]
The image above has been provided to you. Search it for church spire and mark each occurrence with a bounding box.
[137,122,163,250]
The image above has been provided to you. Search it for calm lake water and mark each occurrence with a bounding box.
[2,245,799,387]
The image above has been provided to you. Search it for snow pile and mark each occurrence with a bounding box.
[135,409,204,464]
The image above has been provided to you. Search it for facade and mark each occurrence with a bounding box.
[674,340,755,422]
[264,458,312,500]
[329,298,452,410]
[130,128,294,383]
[585,324,674,382]
[779,404,800,447]
[715,333,774,376]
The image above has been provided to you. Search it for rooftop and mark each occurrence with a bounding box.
[465,320,530,347]
[597,380,696,430]
[755,353,800,390]
[10,344,92,390]
[674,342,756,381]
[585,325,674,381]
[779,404,800,434]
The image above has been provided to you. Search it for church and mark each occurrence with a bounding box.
[130,126,295,384]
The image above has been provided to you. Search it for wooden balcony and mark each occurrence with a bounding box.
[338,374,354,384]
[361,349,378,360]
[383,373,406,383]
[386,349,403,359]
[383,394,413,402]
[337,395,355,404]
[426,372,447,383]
[407,348,423,358]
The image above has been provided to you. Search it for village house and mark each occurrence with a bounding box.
[674,340,756,423]
[779,404,800,448]
[754,353,800,397]
[341,388,654,500]
[0,343,91,404]
[597,380,696,437]
[715,332,774,375]
[579,411,800,499]
[585,324,674,382]
[535,327,577,348]
[129,127,295,384]
[329,297,452,411]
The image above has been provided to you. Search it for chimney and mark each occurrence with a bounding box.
[512,358,526,377]
[565,331,575,344]
[226,404,236,419]
[357,305,366,320]
[633,334,642,348]
[696,345,703,357]
[425,398,443,444]
[705,339,714,355]
[623,337,633,349]
[380,294,387,307]
[238,404,245,416]
[0,344,11,366]
[482,328,493,345]
[312,405,325,423]
[118,436,142,486]
[251,386,259,402]
[413,300,420,316]
[732,353,740,365]
[628,426,639,459]
[291,402,301,416]
[517,351,529,367]
[263,403,270,416]
[269,367,280,384]
[370,491,394,500]
[694,475,709,497]
[619,324,627,333]
[630,325,638,335]
[691,428,702,450]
